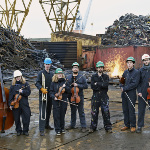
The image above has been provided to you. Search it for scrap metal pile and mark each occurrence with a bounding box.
[102,13,150,46]
[0,26,63,71]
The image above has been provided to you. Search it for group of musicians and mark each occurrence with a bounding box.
[8,53,150,136]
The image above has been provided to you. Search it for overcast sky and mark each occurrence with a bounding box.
[1,0,150,38]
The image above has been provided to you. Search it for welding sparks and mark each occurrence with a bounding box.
[106,51,126,77]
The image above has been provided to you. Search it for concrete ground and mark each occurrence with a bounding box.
[1,83,150,150]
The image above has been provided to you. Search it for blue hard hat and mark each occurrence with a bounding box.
[44,58,52,64]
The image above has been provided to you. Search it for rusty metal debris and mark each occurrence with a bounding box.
[102,13,150,46]
[0,26,64,81]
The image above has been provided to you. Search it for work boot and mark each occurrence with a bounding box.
[130,127,136,133]
[40,131,45,136]
[45,125,54,130]
[23,132,29,136]
[66,126,76,130]
[136,127,142,133]
[17,132,21,136]
[56,132,61,136]
[81,127,87,133]
[121,126,130,131]
[89,128,94,133]
[61,129,65,134]
[106,129,113,133]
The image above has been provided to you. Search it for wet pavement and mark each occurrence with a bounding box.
[1,83,150,150]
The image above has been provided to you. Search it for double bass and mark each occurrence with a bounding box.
[0,64,14,133]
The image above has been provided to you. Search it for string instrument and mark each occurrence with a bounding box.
[55,86,65,100]
[119,76,125,85]
[71,76,80,104]
[10,93,22,108]
[0,64,14,133]
[147,87,150,100]
[55,79,68,100]
[10,84,30,108]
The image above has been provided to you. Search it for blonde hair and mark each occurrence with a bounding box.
[52,74,66,82]
[12,76,26,85]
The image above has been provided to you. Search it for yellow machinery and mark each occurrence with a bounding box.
[0,0,32,33]
[39,0,81,32]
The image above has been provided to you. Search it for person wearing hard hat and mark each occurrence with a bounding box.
[120,57,140,133]
[89,61,112,133]
[50,68,68,135]
[137,54,150,133]
[9,70,31,136]
[35,58,54,136]
[65,62,88,132]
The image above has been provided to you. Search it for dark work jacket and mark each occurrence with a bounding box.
[91,73,109,97]
[120,68,140,92]
[50,78,68,101]
[8,81,31,107]
[65,74,88,97]
[35,69,53,100]
[137,66,150,98]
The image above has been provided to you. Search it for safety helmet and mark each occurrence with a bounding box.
[55,68,63,74]
[44,58,52,64]
[96,61,104,68]
[72,62,79,67]
[126,57,135,63]
[142,54,150,61]
[14,70,22,78]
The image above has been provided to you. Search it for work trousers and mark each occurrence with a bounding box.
[39,96,52,131]
[13,104,31,133]
[90,95,111,130]
[53,100,67,132]
[70,96,86,128]
[122,91,136,127]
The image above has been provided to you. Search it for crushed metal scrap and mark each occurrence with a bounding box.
[101,13,150,46]
[0,26,64,81]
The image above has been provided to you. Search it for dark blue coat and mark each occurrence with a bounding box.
[120,68,140,93]
[9,81,31,107]
[137,66,150,97]
[65,74,88,97]
[50,78,68,101]
[35,69,53,101]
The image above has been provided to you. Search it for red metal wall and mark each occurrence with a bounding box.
[94,46,150,70]
[82,50,95,70]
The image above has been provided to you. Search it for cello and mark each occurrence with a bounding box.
[0,64,14,133]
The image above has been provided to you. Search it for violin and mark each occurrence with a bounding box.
[10,94,22,108]
[119,76,125,85]
[71,76,80,104]
[147,87,150,100]
[55,86,65,100]
[0,65,14,133]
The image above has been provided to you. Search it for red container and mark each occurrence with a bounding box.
[94,46,150,77]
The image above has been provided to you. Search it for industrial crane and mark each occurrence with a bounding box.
[75,0,92,33]
[39,0,81,32]
[0,0,32,34]
[0,0,81,34]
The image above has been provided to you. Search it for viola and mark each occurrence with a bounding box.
[55,86,65,100]
[147,87,150,100]
[0,65,14,133]
[71,76,80,104]
[119,76,125,85]
[10,94,22,108]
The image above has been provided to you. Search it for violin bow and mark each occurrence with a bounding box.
[124,92,135,109]
[141,96,150,110]
[16,83,35,91]
[70,74,86,86]
[56,98,78,107]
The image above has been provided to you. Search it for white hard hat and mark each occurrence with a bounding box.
[14,70,22,78]
[142,54,150,60]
